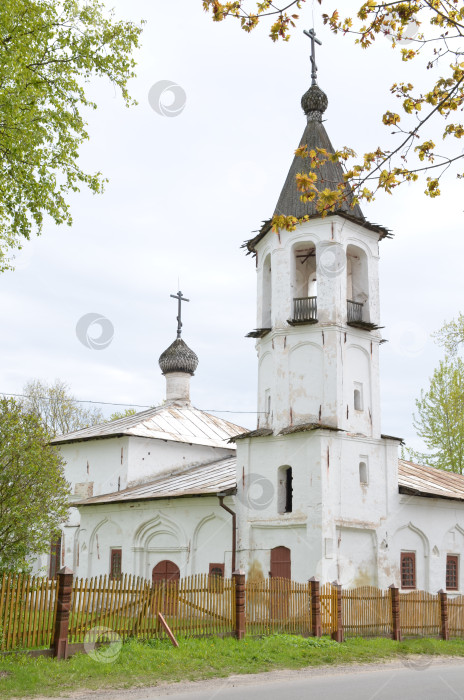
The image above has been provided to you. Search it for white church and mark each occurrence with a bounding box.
[36,56,464,595]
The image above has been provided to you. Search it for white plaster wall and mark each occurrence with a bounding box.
[126,437,235,486]
[56,436,130,501]
[74,496,234,580]
[236,433,323,583]
[254,217,382,435]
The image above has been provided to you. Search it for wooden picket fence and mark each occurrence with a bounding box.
[343,586,392,638]
[0,573,58,651]
[448,595,464,638]
[246,578,312,635]
[69,573,235,643]
[4,571,464,654]
[399,590,441,637]
[321,582,338,635]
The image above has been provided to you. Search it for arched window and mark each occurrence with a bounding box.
[277,466,293,513]
[354,383,363,411]
[262,254,272,328]
[359,461,368,485]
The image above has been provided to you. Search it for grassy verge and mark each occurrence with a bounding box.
[1,635,464,698]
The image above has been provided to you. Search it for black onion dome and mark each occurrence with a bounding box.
[301,84,328,122]
[158,338,199,376]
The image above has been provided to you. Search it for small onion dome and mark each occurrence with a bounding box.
[158,338,199,376]
[301,84,328,122]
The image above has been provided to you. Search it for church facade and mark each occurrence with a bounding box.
[36,66,464,596]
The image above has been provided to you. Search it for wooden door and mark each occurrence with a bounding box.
[269,546,291,621]
[270,546,291,579]
[152,560,180,616]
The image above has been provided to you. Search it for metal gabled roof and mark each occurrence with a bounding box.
[72,456,464,507]
[74,456,237,505]
[51,403,245,449]
[398,459,464,502]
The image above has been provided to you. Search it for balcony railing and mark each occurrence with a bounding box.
[292,296,317,323]
[347,299,363,324]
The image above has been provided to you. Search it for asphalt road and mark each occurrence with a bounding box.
[41,658,464,700]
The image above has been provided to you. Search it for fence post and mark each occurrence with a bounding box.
[389,584,402,641]
[233,569,246,640]
[331,582,344,643]
[439,589,450,641]
[309,577,321,637]
[52,566,73,659]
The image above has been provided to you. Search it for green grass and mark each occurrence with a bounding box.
[1,635,464,698]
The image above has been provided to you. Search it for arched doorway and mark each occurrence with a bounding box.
[269,546,291,622]
[152,560,180,584]
[152,560,180,616]
[270,546,291,579]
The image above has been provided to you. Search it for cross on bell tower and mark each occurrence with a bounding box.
[170,290,190,339]
[303,28,322,86]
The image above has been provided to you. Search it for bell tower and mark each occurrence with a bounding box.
[247,73,389,439]
[235,32,399,586]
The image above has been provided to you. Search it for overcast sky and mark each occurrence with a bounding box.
[0,1,462,451]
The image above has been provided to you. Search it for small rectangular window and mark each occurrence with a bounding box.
[401,551,416,589]
[110,548,122,580]
[446,555,459,591]
[49,535,62,580]
[285,467,293,512]
[209,563,225,592]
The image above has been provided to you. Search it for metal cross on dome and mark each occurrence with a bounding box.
[170,290,190,339]
[303,28,322,86]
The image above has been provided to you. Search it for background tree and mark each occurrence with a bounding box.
[203,1,464,225]
[0,0,143,271]
[409,355,464,473]
[433,312,464,355]
[21,379,104,437]
[108,408,137,421]
[0,397,70,572]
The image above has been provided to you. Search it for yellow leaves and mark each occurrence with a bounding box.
[415,140,436,162]
[317,188,343,214]
[444,123,464,139]
[378,170,399,193]
[294,145,308,158]
[241,15,259,32]
[401,48,416,62]
[383,111,401,126]
[271,215,298,233]
[296,171,318,202]
[425,177,441,197]
[403,97,422,114]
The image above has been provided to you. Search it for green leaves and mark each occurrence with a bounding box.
[0,397,70,572]
[0,0,143,271]
[413,356,464,474]
[412,315,464,474]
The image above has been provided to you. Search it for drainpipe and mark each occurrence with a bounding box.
[218,493,236,573]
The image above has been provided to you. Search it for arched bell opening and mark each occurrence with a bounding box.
[346,244,369,325]
[290,242,317,324]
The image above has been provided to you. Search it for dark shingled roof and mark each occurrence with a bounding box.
[244,83,391,253]
[159,338,199,376]
[274,86,364,223]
